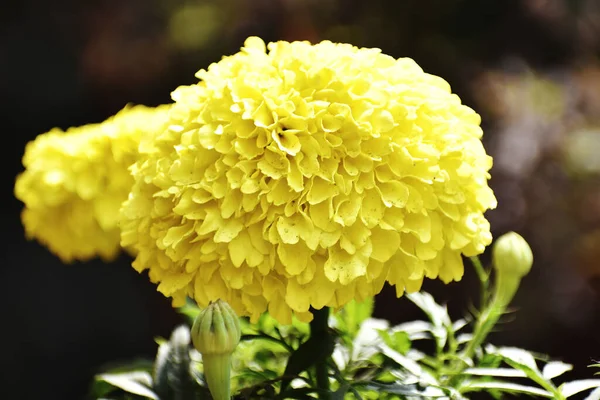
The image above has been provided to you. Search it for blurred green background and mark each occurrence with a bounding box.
[2,0,600,398]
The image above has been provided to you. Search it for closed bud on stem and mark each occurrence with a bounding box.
[459,233,535,362]
[191,300,241,400]
[492,231,534,307]
[493,232,533,279]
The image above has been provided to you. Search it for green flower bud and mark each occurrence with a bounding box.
[492,231,534,279]
[191,300,241,400]
[192,299,241,355]
[492,232,534,308]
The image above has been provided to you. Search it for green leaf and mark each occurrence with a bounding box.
[559,379,600,397]
[235,369,279,383]
[240,333,293,352]
[406,292,452,351]
[336,298,374,337]
[493,347,539,371]
[462,381,553,397]
[96,372,158,399]
[462,367,527,378]
[486,346,564,399]
[378,343,438,385]
[391,320,433,341]
[378,330,411,355]
[456,333,474,345]
[452,318,470,333]
[360,381,447,397]
[542,361,573,380]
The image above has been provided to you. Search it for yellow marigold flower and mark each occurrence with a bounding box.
[120,37,497,324]
[15,104,171,262]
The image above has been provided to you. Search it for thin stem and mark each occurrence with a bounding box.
[310,307,331,399]
[445,260,504,385]
[445,298,504,389]
[461,303,502,361]
[463,270,527,360]
[470,256,489,309]
[240,333,294,353]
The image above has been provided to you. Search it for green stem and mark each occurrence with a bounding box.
[462,271,521,361]
[310,307,331,399]
[446,295,504,388]
[461,302,503,361]
[447,268,515,384]
[470,256,489,309]
[202,353,232,400]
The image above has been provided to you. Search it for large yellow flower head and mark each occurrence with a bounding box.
[15,104,171,262]
[120,37,497,324]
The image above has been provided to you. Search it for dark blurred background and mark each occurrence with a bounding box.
[2,0,600,398]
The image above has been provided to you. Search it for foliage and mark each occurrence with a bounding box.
[90,285,600,398]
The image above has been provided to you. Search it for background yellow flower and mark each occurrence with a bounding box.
[15,104,170,262]
[120,37,496,324]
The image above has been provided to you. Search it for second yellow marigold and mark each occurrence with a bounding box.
[120,37,497,324]
[15,104,171,262]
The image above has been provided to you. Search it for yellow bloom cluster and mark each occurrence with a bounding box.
[15,105,170,262]
[120,37,497,324]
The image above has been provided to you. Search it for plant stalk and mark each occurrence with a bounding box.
[310,307,331,399]
[202,353,233,400]
[470,256,489,309]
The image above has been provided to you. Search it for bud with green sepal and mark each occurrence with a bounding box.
[492,231,534,307]
[191,300,241,400]
[456,232,535,364]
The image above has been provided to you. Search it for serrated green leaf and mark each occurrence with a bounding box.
[360,381,447,397]
[542,361,573,380]
[456,333,473,345]
[378,330,410,355]
[406,292,452,350]
[486,346,564,398]
[391,320,433,341]
[378,344,438,385]
[494,347,539,371]
[462,367,527,378]
[560,379,600,397]
[452,318,470,333]
[96,372,158,399]
[463,381,553,397]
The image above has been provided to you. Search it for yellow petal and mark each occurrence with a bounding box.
[277,242,309,275]
[370,227,400,263]
[360,189,384,228]
[285,279,311,312]
[324,246,367,284]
